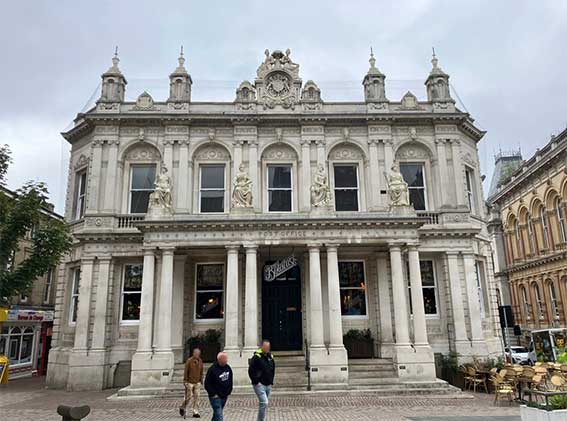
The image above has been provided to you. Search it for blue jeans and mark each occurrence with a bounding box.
[208,396,227,421]
[253,383,272,421]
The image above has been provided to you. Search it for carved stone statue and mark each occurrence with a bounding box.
[149,166,173,213]
[311,165,332,208]
[232,164,253,208]
[384,163,410,207]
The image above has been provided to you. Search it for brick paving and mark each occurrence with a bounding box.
[0,377,521,421]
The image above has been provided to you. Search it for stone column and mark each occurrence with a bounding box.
[73,258,94,351]
[232,140,243,184]
[87,141,103,212]
[156,247,175,353]
[463,252,484,342]
[326,244,344,348]
[383,139,394,174]
[136,248,156,353]
[367,139,381,210]
[450,139,466,208]
[407,245,429,346]
[446,252,468,344]
[103,141,119,212]
[308,245,325,348]
[300,139,312,212]
[244,245,259,350]
[389,245,410,345]
[435,138,450,207]
[224,246,240,350]
[163,140,174,174]
[171,255,186,362]
[316,140,326,168]
[177,140,190,212]
[248,140,259,212]
[376,253,394,356]
[91,257,111,350]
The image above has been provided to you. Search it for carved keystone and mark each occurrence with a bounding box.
[57,405,91,420]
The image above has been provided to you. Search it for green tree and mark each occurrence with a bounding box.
[0,145,72,304]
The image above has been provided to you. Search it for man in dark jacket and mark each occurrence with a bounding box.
[248,340,275,421]
[204,352,233,421]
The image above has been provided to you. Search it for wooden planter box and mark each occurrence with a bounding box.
[344,338,374,359]
[521,406,567,421]
[185,342,221,363]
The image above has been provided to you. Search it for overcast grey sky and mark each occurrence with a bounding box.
[2,0,566,213]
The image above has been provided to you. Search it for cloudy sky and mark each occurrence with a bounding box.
[2,0,566,213]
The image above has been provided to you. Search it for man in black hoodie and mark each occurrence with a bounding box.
[204,352,233,421]
[248,340,275,421]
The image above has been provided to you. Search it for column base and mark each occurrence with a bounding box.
[66,348,108,391]
[309,345,349,389]
[46,347,70,389]
[379,342,395,359]
[130,350,175,388]
[223,348,251,386]
[392,344,436,381]
[453,340,488,361]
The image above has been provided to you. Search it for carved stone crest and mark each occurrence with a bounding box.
[132,91,158,111]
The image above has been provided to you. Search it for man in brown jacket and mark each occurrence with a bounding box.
[179,348,204,418]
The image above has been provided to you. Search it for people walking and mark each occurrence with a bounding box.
[248,340,276,421]
[179,348,204,418]
[204,352,233,421]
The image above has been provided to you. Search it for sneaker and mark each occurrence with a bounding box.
[193,414,200,418]
[179,408,185,417]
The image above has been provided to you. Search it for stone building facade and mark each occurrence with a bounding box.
[46,48,501,392]
[488,128,567,343]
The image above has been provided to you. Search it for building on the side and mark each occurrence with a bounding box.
[0,186,61,379]
[487,128,567,345]
[46,48,501,393]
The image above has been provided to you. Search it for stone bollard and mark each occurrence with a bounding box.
[57,405,91,420]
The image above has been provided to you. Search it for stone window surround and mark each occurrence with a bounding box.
[68,267,81,326]
[399,161,430,211]
[198,164,227,214]
[405,259,440,319]
[262,160,298,214]
[119,263,143,326]
[193,261,226,323]
[338,259,369,320]
[329,160,365,212]
[73,169,87,221]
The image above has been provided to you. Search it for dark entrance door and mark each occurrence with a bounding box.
[262,262,302,351]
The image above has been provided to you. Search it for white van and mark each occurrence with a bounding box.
[528,328,567,365]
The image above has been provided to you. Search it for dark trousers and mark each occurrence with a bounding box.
[209,396,227,421]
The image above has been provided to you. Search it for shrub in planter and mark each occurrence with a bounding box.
[520,396,567,420]
[343,329,374,359]
[184,329,222,362]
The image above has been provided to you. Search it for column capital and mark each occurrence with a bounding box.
[243,243,258,252]
[387,241,405,251]
[81,257,96,264]
[307,243,322,251]
[160,246,176,256]
[226,245,240,253]
[406,243,420,252]
[325,243,340,252]
[446,251,460,257]
[97,256,112,263]
[142,246,157,255]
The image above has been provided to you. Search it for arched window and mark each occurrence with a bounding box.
[527,213,537,255]
[556,197,567,243]
[534,284,545,320]
[548,281,560,320]
[520,286,530,320]
[541,205,550,249]
[514,220,524,259]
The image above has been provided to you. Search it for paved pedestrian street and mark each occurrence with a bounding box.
[0,378,521,421]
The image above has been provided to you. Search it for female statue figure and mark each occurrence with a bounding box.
[311,165,332,207]
[232,164,253,208]
[384,163,410,207]
[149,166,173,212]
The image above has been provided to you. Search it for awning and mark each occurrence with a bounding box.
[1,309,54,323]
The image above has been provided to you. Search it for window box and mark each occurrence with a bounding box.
[521,405,567,421]
[185,329,222,363]
[343,329,374,359]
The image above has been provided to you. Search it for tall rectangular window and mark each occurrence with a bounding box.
[465,167,476,213]
[338,261,367,316]
[195,263,224,320]
[73,171,87,220]
[475,261,486,316]
[43,267,53,304]
[121,264,143,322]
[407,260,438,316]
[268,165,292,212]
[69,268,80,324]
[200,165,225,213]
[334,165,359,211]
[399,163,427,210]
[129,165,156,214]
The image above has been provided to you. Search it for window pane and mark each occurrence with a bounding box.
[408,189,426,211]
[339,262,365,288]
[131,166,156,190]
[268,166,291,188]
[79,172,87,194]
[269,190,292,212]
[334,166,357,188]
[420,261,435,286]
[201,166,225,189]
[122,293,141,320]
[200,190,224,213]
[423,288,437,315]
[340,289,367,316]
[196,291,224,319]
[197,264,224,290]
[400,164,424,187]
[71,298,78,322]
[73,270,81,294]
[124,265,143,292]
[130,191,151,213]
[335,190,359,211]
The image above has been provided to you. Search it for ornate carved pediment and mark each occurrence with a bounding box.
[126,145,160,162]
[132,91,158,111]
[194,144,230,161]
[255,49,301,110]
[398,91,422,110]
[395,142,431,160]
[262,144,297,160]
[74,154,89,170]
[257,49,299,79]
[330,145,364,161]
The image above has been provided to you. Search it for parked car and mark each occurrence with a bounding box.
[505,346,530,365]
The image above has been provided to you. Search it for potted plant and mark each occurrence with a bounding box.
[439,352,463,389]
[343,329,374,359]
[184,329,222,362]
[521,395,567,420]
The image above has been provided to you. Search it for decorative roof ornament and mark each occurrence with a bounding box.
[429,47,447,76]
[168,45,192,106]
[425,47,454,108]
[255,48,302,110]
[367,47,384,76]
[174,45,188,73]
[363,47,387,105]
[104,46,123,75]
